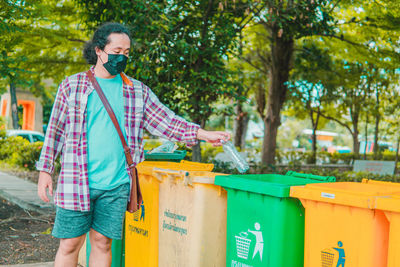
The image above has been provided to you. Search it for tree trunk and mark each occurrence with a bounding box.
[373,115,380,159]
[373,88,380,159]
[261,31,294,165]
[364,115,368,160]
[234,100,249,149]
[395,136,400,180]
[352,130,360,159]
[310,109,320,164]
[350,105,361,158]
[191,143,201,162]
[9,80,19,129]
[311,129,317,164]
[191,119,206,162]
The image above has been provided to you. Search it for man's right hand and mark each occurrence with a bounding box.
[38,171,53,202]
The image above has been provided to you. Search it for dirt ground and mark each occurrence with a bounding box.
[0,197,58,265]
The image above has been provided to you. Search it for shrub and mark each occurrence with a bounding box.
[0,136,43,171]
[0,136,26,160]
[0,117,6,139]
[382,150,396,161]
[9,141,43,171]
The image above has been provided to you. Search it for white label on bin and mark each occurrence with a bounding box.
[321,192,335,199]
[233,222,263,265]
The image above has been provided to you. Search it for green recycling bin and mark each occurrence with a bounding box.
[214,171,335,267]
[144,150,187,162]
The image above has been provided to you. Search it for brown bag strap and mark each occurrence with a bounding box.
[86,70,135,169]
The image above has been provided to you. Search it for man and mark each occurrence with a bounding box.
[36,22,230,267]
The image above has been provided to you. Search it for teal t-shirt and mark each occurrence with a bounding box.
[86,74,130,190]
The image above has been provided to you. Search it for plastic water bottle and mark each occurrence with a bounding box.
[221,141,249,173]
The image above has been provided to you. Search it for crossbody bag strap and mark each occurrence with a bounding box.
[86,70,135,168]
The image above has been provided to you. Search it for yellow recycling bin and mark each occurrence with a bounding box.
[362,179,400,267]
[124,161,214,267]
[155,168,227,267]
[290,182,400,267]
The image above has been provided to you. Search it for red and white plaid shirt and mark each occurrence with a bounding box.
[36,67,200,211]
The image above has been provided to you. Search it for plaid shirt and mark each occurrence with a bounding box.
[36,67,200,211]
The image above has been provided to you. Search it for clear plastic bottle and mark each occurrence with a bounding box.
[221,140,249,173]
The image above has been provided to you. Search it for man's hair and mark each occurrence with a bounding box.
[83,22,131,65]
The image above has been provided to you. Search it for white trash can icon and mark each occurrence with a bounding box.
[235,232,252,260]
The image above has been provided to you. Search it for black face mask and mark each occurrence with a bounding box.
[102,52,128,75]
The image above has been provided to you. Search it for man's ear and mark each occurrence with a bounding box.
[95,46,102,57]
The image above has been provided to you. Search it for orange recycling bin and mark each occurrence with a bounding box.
[362,179,400,267]
[124,161,214,267]
[290,182,400,267]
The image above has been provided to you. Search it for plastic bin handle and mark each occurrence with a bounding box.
[286,171,336,182]
[152,168,189,182]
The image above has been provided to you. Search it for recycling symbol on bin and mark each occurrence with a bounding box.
[133,201,145,222]
[235,222,264,262]
[321,241,345,267]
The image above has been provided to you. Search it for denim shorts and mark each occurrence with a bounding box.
[52,183,130,240]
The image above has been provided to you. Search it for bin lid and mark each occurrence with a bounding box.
[290,182,400,209]
[138,160,214,171]
[362,178,400,188]
[373,195,400,213]
[286,171,336,182]
[362,179,400,212]
[214,173,332,198]
[144,150,187,162]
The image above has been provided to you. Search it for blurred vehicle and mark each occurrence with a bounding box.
[6,130,45,143]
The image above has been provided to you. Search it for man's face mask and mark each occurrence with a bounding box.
[102,51,128,75]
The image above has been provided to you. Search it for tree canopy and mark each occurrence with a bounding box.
[1,0,400,164]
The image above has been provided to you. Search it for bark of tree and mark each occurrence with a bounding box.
[9,80,19,130]
[310,108,320,164]
[234,100,249,149]
[351,116,360,158]
[395,136,400,180]
[350,100,361,158]
[261,29,294,165]
[364,115,368,160]
[191,119,206,162]
[373,88,380,158]
[373,115,380,159]
[191,143,201,162]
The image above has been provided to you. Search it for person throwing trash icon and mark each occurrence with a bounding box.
[248,223,264,261]
[333,241,345,267]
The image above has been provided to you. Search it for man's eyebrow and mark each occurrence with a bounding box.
[112,46,131,50]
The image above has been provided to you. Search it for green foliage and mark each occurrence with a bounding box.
[0,136,42,170]
[143,139,163,151]
[0,117,6,138]
[272,150,397,165]
[75,0,257,125]
[9,140,43,170]
[0,0,88,101]
[201,142,224,164]
[0,136,22,160]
